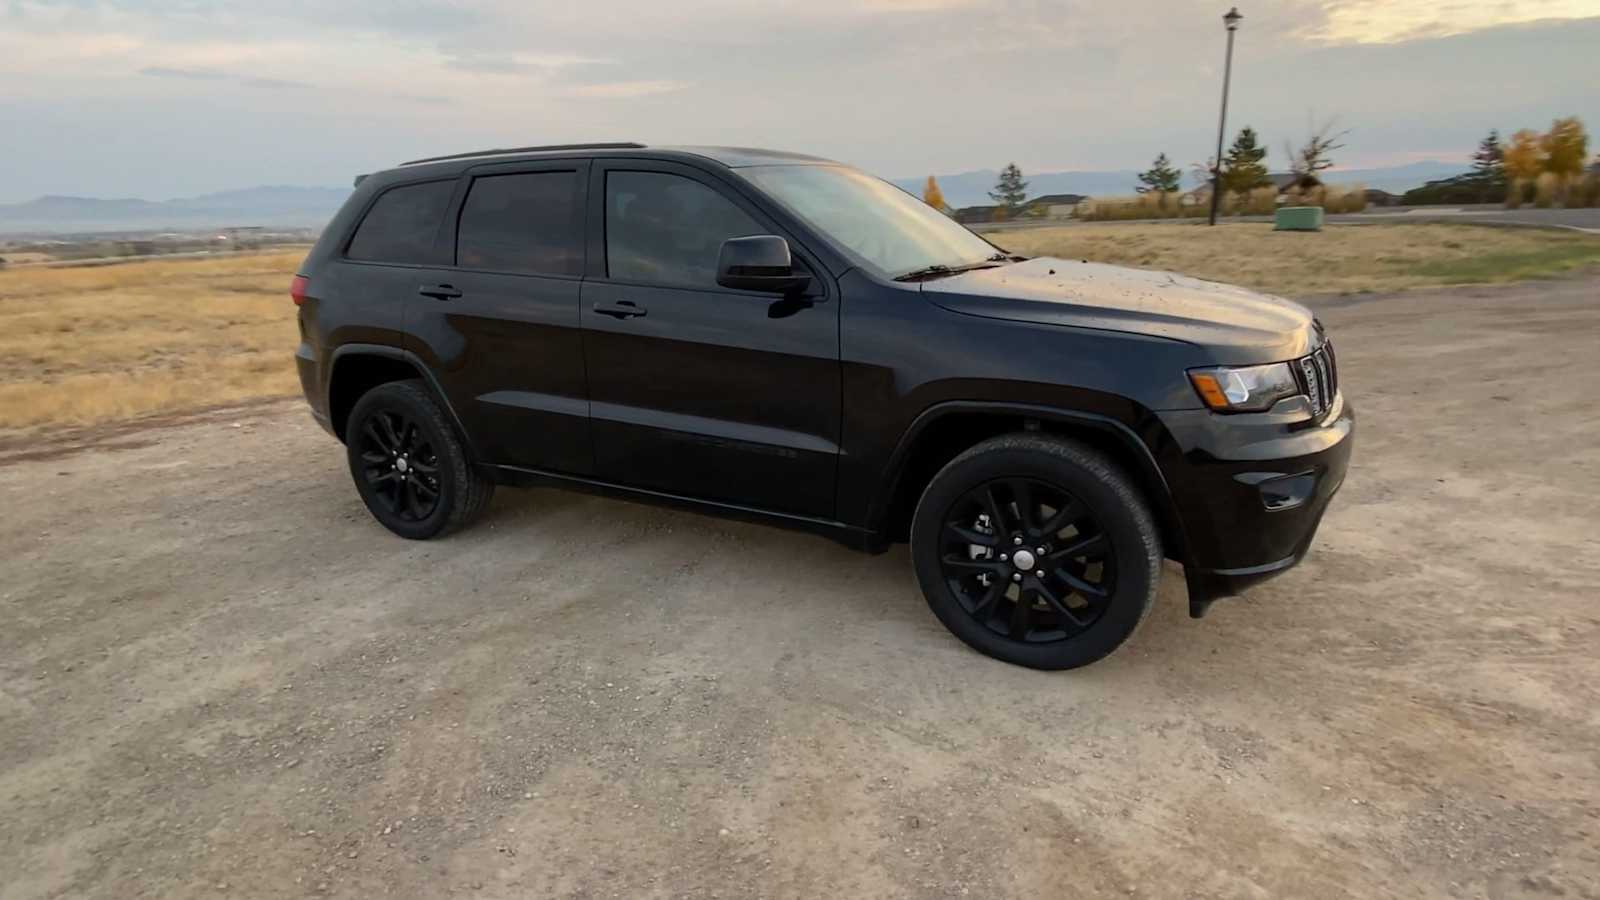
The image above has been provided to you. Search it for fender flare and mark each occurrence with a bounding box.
[869,400,1190,563]
[326,344,480,458]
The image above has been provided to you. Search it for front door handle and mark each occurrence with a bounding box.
[593,300,647,319]
[418,284,463,301]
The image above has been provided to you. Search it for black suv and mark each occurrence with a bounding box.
[294,143,1353,669]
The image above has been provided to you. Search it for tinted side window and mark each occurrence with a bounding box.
[605,171,762,289]
[456,172,582,276]
[347,180,454,264]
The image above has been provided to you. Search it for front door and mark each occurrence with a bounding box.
[580,161,841,518]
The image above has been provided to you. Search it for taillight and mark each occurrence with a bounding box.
[290,274,309,306]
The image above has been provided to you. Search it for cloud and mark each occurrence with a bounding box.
[236,74,311,90]
[4,0,1598,201]
[1306,0,1600,43]
[139,66,226,81]
[563,80,690,99]
[139,66,309,89]
[442,52,615,74]
[389,92,453,106]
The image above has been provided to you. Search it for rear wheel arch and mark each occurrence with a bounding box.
[326,347,473,457]
[875,403,1188,562]
[327,350,425,442]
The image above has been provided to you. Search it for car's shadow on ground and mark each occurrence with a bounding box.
[455,482,1200,678]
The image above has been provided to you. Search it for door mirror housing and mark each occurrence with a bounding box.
[716,235,812,295]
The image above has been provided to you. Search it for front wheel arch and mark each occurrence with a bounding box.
[873,402,1189,564]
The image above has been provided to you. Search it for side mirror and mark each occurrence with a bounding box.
[716,235,812,295]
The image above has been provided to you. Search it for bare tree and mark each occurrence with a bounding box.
[1284,116,1350,188]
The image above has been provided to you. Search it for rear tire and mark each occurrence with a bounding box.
[910,433,1161,670]
[345,380,494,539]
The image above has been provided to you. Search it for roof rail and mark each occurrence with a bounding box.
[400,142,646,166]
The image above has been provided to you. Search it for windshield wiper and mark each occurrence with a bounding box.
[894,259,1012,282]
[893,264,958,282]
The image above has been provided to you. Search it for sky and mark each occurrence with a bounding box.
[3,0,1599,202]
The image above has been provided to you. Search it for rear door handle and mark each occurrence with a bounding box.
[418,284,463,301]
[593,300,647,319]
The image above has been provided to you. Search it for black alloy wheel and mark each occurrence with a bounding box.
[938,477,1115,643]
[910,434,1161,670]
[356,408,442,523]
[344,380,495,540]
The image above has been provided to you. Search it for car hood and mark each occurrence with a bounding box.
[922,257,1317,362]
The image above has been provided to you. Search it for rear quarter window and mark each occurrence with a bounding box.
[346,180,455,265]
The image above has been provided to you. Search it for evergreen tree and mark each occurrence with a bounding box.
[1466,129,1506,203]
[1471,129,1504,178]
[988,163,1028,218]
[922,175,947,211]
[1220,127,1271,194]
[1136,153,1183,195]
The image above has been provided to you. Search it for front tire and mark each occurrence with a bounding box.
[910,434,1162,670]
[345,380,494,540]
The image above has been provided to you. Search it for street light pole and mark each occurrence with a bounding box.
[1208,7,1243,226]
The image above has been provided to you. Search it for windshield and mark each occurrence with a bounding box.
[739,165,1002,279]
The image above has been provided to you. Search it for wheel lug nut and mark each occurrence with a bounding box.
[1035,570,1045,577]
[1013,536,1023,545]
[1012,573,1022,582]
[999,553,1008,561]
[1036,546,1047,555]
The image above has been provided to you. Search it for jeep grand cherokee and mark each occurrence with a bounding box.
[293,143,1354,669]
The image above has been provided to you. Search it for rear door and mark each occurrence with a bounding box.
[321,177,457,352]
[409,160,593,474]
[579,160,841,518]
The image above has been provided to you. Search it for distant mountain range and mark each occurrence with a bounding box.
[0,186,351,235]
[2,161,1471,235]
[889,161,1471,209]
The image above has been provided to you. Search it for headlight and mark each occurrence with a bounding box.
[1188,362,1301,413]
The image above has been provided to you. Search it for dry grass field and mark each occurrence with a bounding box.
[3,223,1597,432]
[0,249,303,430]
[988,222,1600,296]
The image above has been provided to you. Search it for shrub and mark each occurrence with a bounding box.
[1077,192,1194,221]
[1078,182,1367,219]
[1571,174,1600,208]
[1324,183,1368,213]
[1533,172,1558,208]
[1238,186,1278,215]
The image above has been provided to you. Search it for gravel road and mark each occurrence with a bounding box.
[4,278,1599,899]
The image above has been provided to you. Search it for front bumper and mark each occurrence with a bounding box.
[1155,392,1355,616]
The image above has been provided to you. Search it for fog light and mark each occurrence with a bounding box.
[1235,470,1317,511]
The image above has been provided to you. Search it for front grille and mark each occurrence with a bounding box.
[1297,341,1338,416]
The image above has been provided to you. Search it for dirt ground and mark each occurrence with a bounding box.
[3,278,1598,899]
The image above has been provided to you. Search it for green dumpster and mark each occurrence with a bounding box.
[1274,206,1324,231]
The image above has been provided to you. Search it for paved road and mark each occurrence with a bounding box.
[979,205,1600,233]
[4,279,1600,898]
[1336,205,1600,231]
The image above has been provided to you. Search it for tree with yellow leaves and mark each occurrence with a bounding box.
[922,176,947,212]
[1541,117,1589,178]
[1501,129,1543,208]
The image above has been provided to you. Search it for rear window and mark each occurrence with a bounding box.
[455,172,583,276]
[346,180,454,264]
